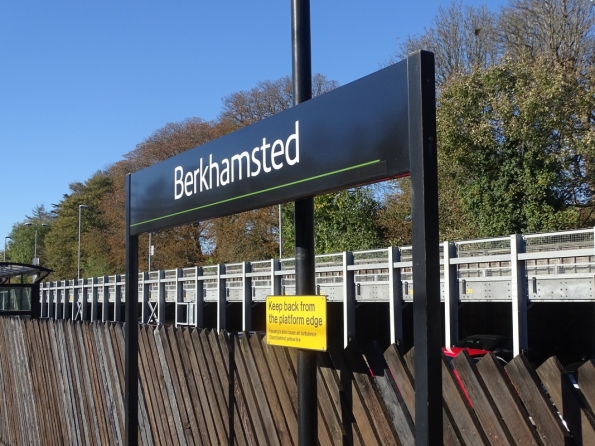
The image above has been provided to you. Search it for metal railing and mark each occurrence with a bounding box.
[40,227,595,350]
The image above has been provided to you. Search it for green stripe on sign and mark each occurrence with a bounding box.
[130,159,381,227]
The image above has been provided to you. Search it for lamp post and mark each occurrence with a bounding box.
[78,205,88,280]
[25,223,49,265]
[3,236,10,262]
[148,232,152,272]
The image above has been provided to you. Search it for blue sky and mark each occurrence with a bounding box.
[0,0,503,242]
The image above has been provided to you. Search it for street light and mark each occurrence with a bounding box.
[148,232,153,272]
[78,205,88,280]
[3,236,11,262]
[25,222,49,265]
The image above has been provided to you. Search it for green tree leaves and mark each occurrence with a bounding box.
[438,59,593,236]
[281,187,384,255]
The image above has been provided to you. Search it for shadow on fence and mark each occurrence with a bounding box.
[0,318,594,445]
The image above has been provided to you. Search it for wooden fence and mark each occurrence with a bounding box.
[0,318,594,445]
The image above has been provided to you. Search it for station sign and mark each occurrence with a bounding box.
[266,295,327,351]
[128,60,410,235]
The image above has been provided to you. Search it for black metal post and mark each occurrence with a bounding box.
[125,174,139,446]
[291,1,317,445]
[408,50,441,445]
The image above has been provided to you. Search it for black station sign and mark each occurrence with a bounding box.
[129,59,410,235]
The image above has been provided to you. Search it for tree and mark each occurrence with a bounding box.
[280,187,384,255]
[219,74,339,127]
[6,205,54,265]
[391,0,595,239]
[42,172,114,279]
[92,118,225,274]
[208,208,279,264]
[437,58,595,236]
[393,0,502,85]
[208,74,344,260]
[499,0,595,70]
[376,179,412,247]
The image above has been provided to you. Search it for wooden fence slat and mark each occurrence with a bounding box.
[441,353,488,445]
[182,328,219,445]
[577,360,595,415]
[213,330,250,444]
[240,333,284,446]
[231,332,272,446]
[75,322,102,446]
[153,326,184,444]
[214,332,258,446]
[166,327,204,445]
[366,341,415,445]
[143,326,176,445]
[29,320,47,445]
[7,319,24,446]
[163,326,200,444]
[103,322,127,442]
[139,325,169,446]
[98,322,127,444]
[23,320,44,444]
[537,356,595,445]
[273,344,299,413]
[53,320,78,444]
[6,319,19,445]
[11,320,35,445]
[109,323,150,446]
[153,327,187,445]
[316,348,364,446]
[207,330,248,446]
[476,353,541,445]
[22,321,45,446]
[248,333,294,446]
[80,323,106,446]
[282,341,335,446]
[36,319,64,444]
[383,345,416,420]
[0,319,16,445]
[261,338,299,443]
[146,325,178,444]
[505,354,572,446]
[0,321,9,443]
[213,331,250,446]
[399,347,468,445]
[66,322,93,446]
[193,329,229,445]
[452,350,514,445]
[343,342,402,445]
[86,322,116,446]
[328,340,383,446]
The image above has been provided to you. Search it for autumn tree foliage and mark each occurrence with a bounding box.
[9,0,595,278]
[32,74,344,277]
[100,118,224,274]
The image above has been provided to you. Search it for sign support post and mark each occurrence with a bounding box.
[125,174,139,446]
[408,51,441,445]
[291,1,317,444]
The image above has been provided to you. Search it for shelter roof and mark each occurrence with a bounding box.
[0,262,52,284]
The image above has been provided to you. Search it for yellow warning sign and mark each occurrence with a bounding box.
[266,295,327,351]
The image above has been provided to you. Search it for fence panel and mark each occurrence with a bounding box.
[2,319,595,445]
